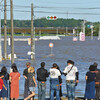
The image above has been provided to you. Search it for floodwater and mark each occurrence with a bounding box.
[0,36,100,98]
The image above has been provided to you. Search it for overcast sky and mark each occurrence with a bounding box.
[1,0,100,22]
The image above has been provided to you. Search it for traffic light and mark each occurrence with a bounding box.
[46,16,57,20]
[87,25,90,28]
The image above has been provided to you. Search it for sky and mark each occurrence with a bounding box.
[1,0,100,22]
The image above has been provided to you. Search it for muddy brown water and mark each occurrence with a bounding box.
[0,36,100,99]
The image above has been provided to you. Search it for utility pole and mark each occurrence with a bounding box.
[98,25,100,40]
[10,0,14,64]
[90,24,94,40]
[66,11,68,19]
[73,28,75,34]
[66,27,68,36]
[4,0,7,59]
[83,20,86,34]
[0,0,3,62]
[31,3,35,60]
[56,27,58,36]
[39,30,41,37]
[77,27,79,38]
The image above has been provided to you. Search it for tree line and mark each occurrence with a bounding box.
[1,18,100,36]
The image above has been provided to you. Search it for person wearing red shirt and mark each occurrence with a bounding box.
[0,72,7,98]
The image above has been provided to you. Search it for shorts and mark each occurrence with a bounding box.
[29,87,35,92]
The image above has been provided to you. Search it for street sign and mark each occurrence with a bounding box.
[49,43,54,48]
[49,43,54,55]
[46,16,57,20]
[79,32,85,41]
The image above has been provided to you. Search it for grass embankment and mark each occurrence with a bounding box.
[1,34,67,37]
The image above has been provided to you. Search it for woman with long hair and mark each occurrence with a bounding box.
[54,64,62,99]
[1,66,9,100]
[50,63,61,100]
[85,65,96,100]
[9,65,20,100]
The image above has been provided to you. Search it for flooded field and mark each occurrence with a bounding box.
[0,36,100,98]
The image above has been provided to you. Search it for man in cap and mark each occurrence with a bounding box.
[23,62,31,98]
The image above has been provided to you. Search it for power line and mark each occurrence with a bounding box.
[34,0,100,5]
[5,9,100,16]
[0,0,3,4]
[6,9,31,12]
[1,4,100,16]
[14,5,31,8]
[35,11,100,15]
[1,4,100,10]
[0,5,31,8]
[35,6,100,10]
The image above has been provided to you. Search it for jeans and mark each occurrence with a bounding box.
[95,85,100,100]
[50,78,60,100]
[66,80,76,100]
[38,81,46,100]
[24,79,29,98]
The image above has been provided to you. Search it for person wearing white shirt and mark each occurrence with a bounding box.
[50,63,61,100]
[63,60,79,100]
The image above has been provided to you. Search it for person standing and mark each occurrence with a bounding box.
[63,60,79,100]
[9,65,20,100]
[85,65,96,100]
[37,62,49,100]
[93,62,100,100]
[1,66,9,100]
[24,67,37,100]
[0,72,7,99]
[50,63,61,100]
[54,64,62,99]
[23,62,31,98]
[9,63,16,100]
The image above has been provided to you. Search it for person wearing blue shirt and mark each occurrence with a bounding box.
[85,65,96,100]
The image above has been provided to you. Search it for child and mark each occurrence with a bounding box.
[85,65,96,100]
[24,67,37,100]
[0,72,7,98]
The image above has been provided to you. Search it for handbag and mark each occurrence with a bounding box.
[10,73,18,86]
[64,65,73,76]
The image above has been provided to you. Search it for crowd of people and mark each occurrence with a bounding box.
[0,60,100,100]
